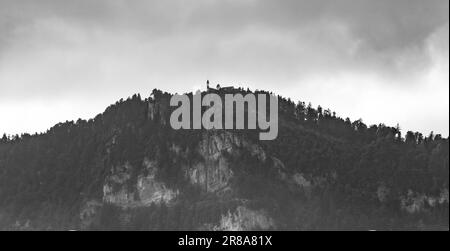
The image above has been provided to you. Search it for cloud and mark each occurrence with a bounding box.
[0,0,448,135]
[1,0,448,46]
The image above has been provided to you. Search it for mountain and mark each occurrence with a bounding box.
[0,87,448,230]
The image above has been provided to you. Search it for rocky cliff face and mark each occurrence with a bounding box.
[103,159,178,208]
[213,206,275,231]
[400,189,449,214]
[1,88,447,230]
[186,131,266,193]
[89,126,285,230]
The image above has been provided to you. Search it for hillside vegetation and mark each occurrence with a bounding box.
[0,88,448,230]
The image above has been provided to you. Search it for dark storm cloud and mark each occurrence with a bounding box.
[0,0,447,84]
[0,0,448,136]
[1,0,448,48]
[188,0,448,49]
[0,0,448,89]
[183,0,449,78]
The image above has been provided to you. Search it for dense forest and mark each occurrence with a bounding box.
[0,87,448,230]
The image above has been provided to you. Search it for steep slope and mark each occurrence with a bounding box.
[0,88,448,230]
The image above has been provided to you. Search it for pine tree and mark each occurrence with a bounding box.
[1,133,8,143]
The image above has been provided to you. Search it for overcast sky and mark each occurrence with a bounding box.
[0,0,448,136]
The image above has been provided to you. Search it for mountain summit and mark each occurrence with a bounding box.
[0,87,448,230]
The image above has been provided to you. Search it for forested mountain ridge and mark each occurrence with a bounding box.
[0,87,448,230]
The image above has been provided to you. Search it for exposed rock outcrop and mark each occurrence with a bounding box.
[80,200,103,230]
[400,188,449,214]
[103,159,178,208]
[148,96,170,125]
[185,131,267,193]
[213,206,275,231]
